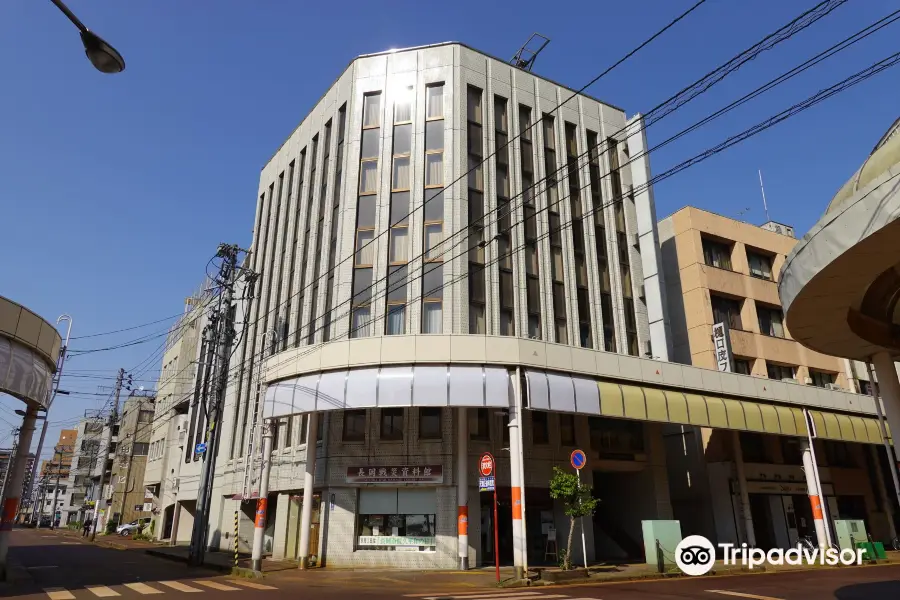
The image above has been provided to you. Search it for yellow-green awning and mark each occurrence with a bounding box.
[590,381,886,443]
[808,410,890,445]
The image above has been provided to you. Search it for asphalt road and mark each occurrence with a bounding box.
[4,529,900,600]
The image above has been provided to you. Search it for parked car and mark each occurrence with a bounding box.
[116,519,148,536]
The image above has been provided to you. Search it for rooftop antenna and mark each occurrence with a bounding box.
[758,169,771,222]
[511,33,551,72]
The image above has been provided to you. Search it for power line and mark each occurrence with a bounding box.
[238,0,847,349]
[226,0,867,385]
[68,312,189,340]
[252,47,900,381]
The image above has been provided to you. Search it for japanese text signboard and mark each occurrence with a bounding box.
[345,465,443,484]
[712,322,733,373]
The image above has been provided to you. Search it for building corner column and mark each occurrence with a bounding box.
[731,430,756,547]
[0,404,38,579]
[298,411,318,570]
[457,408,469,570]
[872,353,900,468]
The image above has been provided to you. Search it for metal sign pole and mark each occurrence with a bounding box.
[577,468,587,569]
[493,484,499,583]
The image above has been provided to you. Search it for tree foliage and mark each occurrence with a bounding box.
[548,466,600,570]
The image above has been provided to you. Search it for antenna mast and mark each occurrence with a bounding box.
[511,33,551,72]
[758,169,771,222]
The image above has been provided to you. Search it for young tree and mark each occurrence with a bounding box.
[548,466,599,570]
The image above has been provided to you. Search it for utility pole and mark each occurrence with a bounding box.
[89,368,124,541]
[116,432,138,524]
[49,446,66,528]
[251,419,273,572]
[26,315,72,521]
[189,244,247,566]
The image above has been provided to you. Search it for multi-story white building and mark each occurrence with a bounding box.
[145,42,893,571]
[61,416,115,527]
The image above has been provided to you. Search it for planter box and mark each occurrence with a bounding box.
[539,568,589,583]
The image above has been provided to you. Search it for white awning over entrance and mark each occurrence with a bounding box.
[264,365,512,418]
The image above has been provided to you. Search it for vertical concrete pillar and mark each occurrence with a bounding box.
[731,430,756,547]
[508,403,524,578]
[873,352,900,460]
[513,367,528,573]
[298,411,318,569]
[457,407,469,570]
[0,404,37,579]
[866,360,900,536]
[800,439,828,547]
[868,444,897,540]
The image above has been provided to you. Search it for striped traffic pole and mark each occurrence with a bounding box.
[234,510,239,567]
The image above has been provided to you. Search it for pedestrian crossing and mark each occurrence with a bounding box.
[405,591,600,600]
[43,579,278,598]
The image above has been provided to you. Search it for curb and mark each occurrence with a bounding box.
[145,549,233,573]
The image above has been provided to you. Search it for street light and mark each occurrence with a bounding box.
[49,0,125,74]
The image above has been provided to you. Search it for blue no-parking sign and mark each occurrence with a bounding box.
[570,449,586,470]
[195,442,207,455]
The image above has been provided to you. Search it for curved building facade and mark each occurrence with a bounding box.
[780,117,900,449]
[0,295,61,409]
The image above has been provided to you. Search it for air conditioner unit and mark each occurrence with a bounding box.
[825,383,842,391]
[804,376,813,385]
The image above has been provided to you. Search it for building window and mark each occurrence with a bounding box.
[859,380,873,395]
[781,437,804,465]
[734,358,752,375]
[532,411,549,444]
[357,488,437,551]
[351,93,382,339]
[467,86,486,334]
[294,145,312,346]
[824,440,855,468]
[747,250,774,280]
[384,92,412,335]
[381,408,404,441]
[495,96,514,335]
[559,414,576,446]
[587,131,615,352]
[740,432,770,463]
[343,410,367,442]
[566,123,591,348]
[809,370,836,388]
[702,237,733,270]
[766,362,796,381]
[521,105,541,339]
[589,417,644,455]
[544,115,567,344]
[609,137,636,354]
[422,85,445,334]
[419,408,442,440]
[711,294,743,330]
[469,408,490,441]
[757,304,785,338]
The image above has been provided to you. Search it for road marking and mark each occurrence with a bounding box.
[193,580,241,591]
[226,579,278,590]
[60,542,82,545]
[707,591,785,600]
[44,589,75,600]
[123,582,164,595]
[158,581,204,593]
[87,586,121,597]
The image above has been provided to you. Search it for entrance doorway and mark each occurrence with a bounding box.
[480,492,513,566]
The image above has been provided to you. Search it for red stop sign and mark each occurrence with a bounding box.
[480,453,494,477]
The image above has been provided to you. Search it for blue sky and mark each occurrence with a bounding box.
[1,0,897,462]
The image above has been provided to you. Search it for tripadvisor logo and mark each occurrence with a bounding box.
[674,535,865,576]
